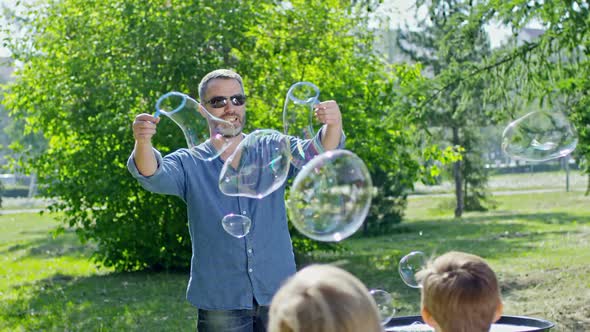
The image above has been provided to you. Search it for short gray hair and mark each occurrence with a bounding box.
[198,69,244,102]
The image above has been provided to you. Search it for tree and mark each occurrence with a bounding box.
[2,0,451,270]
[470,1,590,191]
[395,0,499,217]
[411,1,590,193]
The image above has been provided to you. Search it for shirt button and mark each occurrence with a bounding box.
[242,211,247,215]
[247,249,253,254]
[248,268,253,273]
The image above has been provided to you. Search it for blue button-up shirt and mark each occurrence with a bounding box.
[127,130,344,310]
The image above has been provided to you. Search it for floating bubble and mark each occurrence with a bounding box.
[219,129,292,199]
[287,150,373,242]
[221,213,251,238]
[502,111,577,162]
[370,289,396,325]
[283,82,321,158]
[155,91,236,160]
[399,251,427,288]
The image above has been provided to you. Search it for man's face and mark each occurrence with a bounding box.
[202,78,246,137]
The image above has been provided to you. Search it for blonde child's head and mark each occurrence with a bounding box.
[268,264,382,332]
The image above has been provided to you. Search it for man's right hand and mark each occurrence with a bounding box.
[133,113,160,144]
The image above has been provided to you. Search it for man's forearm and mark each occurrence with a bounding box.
[321,124,343,151]
[133,141,158,176]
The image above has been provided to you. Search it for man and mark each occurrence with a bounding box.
[128,69,344,331]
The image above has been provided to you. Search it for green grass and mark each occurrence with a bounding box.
[0,213,197,331]
[308,191,590,331]
[1,191,589,331]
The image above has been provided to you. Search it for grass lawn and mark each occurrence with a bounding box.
[312,191,590,331]
[413,170,588,194]
[1,190,589,331]
[0,197,51,210]
[0,213,197,331]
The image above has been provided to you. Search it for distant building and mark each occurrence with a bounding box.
[516,28,545,44]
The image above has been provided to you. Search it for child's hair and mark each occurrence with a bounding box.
[268,264,383,332]
[416,251,503,332]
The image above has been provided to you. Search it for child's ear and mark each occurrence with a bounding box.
[421,307,439,330]
[494,301,504,322]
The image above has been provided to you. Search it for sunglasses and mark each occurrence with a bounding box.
[204,94,247,109]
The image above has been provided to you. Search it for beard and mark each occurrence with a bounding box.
[211,112,246,138]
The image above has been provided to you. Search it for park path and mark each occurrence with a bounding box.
[0,188,584,215]
[409,187,584,198]
[0,208,44,215]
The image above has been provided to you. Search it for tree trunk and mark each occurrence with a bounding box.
[564,156,570,192]
[28,173,37,198]
[453,127,463,218]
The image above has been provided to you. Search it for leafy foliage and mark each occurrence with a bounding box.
[395,0,501,217]
[2,0,449,270]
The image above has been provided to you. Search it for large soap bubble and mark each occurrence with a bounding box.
[283,81,320,139]
[283,82,322,159]
[286,150,373,242]
[155,91,236,160]
[502,111,577,162]
[219,129,292,199]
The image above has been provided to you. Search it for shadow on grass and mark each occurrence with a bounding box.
[3,229,96,259]
[1,270,197,331]
[1,229,198,331]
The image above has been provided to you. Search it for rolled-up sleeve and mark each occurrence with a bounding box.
[127,148,186,198]
[290,127,346,168]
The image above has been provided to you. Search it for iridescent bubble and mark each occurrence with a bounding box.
[155,91,236,160]
[219,129,292,199]
[283,82,321,159]
[221,214,251,238]
[369,289,396,325]
[399,251,427,288]
[286,150,373,242]
[502,111,578,162]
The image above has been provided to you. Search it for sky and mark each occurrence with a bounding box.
[0,0,25,57]
[0,0,518,58]
[374,0,514,49]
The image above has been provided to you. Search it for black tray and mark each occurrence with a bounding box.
[385,315,555,331]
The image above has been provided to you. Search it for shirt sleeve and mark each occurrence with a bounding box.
[289,125,346,169]
[127,148,187,199]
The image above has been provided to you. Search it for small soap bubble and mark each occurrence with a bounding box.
[369,289,396,325]
[399,251,427,288]
[221,214,251,238]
